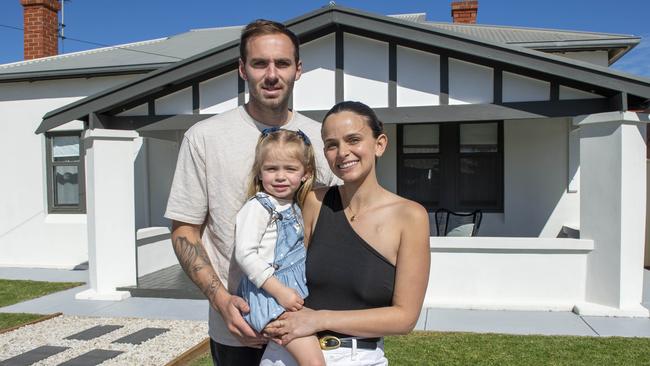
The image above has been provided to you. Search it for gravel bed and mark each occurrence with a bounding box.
[0,315,208,365]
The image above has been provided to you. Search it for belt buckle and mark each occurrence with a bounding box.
[319,335,341,350]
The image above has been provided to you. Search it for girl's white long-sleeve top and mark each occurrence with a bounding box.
[234,195,293,288]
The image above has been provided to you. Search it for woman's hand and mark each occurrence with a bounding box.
[263,307,321,345]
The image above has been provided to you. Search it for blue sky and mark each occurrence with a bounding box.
[0,0,648,77]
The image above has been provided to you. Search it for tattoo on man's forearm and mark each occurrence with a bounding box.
[173,236,223,298]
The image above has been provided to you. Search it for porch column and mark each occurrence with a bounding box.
[75,129,139,301]
[573,111,650,317]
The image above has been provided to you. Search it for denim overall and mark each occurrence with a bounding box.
[237,192,309,333]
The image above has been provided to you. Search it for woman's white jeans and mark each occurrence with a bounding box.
[260,339,388,366]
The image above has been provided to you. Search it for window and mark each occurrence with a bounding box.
[397,122,503,212]
[45,131,86,213]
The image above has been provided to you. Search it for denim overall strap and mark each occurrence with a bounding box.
[253,193,283,221]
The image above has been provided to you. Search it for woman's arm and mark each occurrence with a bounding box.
[266,201,430,343]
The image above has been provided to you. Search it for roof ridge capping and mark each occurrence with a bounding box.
[189,25,245,32]
[388,13,427,22]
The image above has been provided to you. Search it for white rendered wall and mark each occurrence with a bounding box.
[449,58,493,105]
[136,227,178,276]
[575,113,649,316]
[560,85,603,100]
[133,136,180,230]
[117,102,148,116]
[147,137,178,227]
[396,46,440,107]
[344,33,388,107]
[294,34,336,111]
[155,87,193,115]
[425,237,592,310]
[199,71,238,114]
[502,71,550,102]
[557,51,609,67]
[79,129,138,300]
[479,118,579,237]
[646,160,650,268]
[0,75,137,268]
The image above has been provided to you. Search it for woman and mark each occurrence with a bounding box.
[262,101,430,365]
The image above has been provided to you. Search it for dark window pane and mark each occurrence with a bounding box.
[52,135,80,162]
[54,166,79,206]
[401,158,439,204]
[458,156,498,206]
[460,123,497,153]
[403,124,439,153]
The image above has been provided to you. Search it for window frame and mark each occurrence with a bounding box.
[397,121,504,213]
[45,131,86,214]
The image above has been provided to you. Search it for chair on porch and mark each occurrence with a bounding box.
[434,209,482,237]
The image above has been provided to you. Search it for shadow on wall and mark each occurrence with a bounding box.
[646,160,650,268]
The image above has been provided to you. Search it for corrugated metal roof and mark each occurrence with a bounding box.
[0,11,640,81]
[421,22,637,46]
[0,26,242,80]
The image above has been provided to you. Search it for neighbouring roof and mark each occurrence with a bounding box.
[0,26,242,82]
[0,9,640,83]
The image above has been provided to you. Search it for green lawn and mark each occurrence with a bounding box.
[188,332,650,366]
[0,279,83,331]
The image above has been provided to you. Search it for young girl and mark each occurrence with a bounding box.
[235,128,325,366]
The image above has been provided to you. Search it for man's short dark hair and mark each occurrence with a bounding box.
[240,19,300,63]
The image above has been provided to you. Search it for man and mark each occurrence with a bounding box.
[165,20,338,365]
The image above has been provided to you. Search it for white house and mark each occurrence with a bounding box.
[2,2,649,315]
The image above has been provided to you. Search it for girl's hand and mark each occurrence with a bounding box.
[264,307,320,345]
[261,276,304,311]
[276,287,304,312]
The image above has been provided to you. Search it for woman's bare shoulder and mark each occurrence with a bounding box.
[384,191,428,218]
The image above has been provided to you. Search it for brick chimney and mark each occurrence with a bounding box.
[451,1,478,24]
[21,0,60,60]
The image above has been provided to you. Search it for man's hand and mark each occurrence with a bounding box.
[215,292,267,348]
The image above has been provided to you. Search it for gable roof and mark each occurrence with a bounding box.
[36,5,650,133]
[2,9,639,83]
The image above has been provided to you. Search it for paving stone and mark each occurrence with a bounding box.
[0,345,68,366]
[57,349,123,366]
[65,325,123,341]
[112,327,169,345]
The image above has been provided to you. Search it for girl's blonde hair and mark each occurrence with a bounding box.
[246,129,316,208]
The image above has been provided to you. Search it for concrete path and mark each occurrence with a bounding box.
[2,267,650,338]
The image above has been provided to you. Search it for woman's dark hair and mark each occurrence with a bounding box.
[322,101,384,138]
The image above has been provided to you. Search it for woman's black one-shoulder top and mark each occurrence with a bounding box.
[304,187,396,337]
